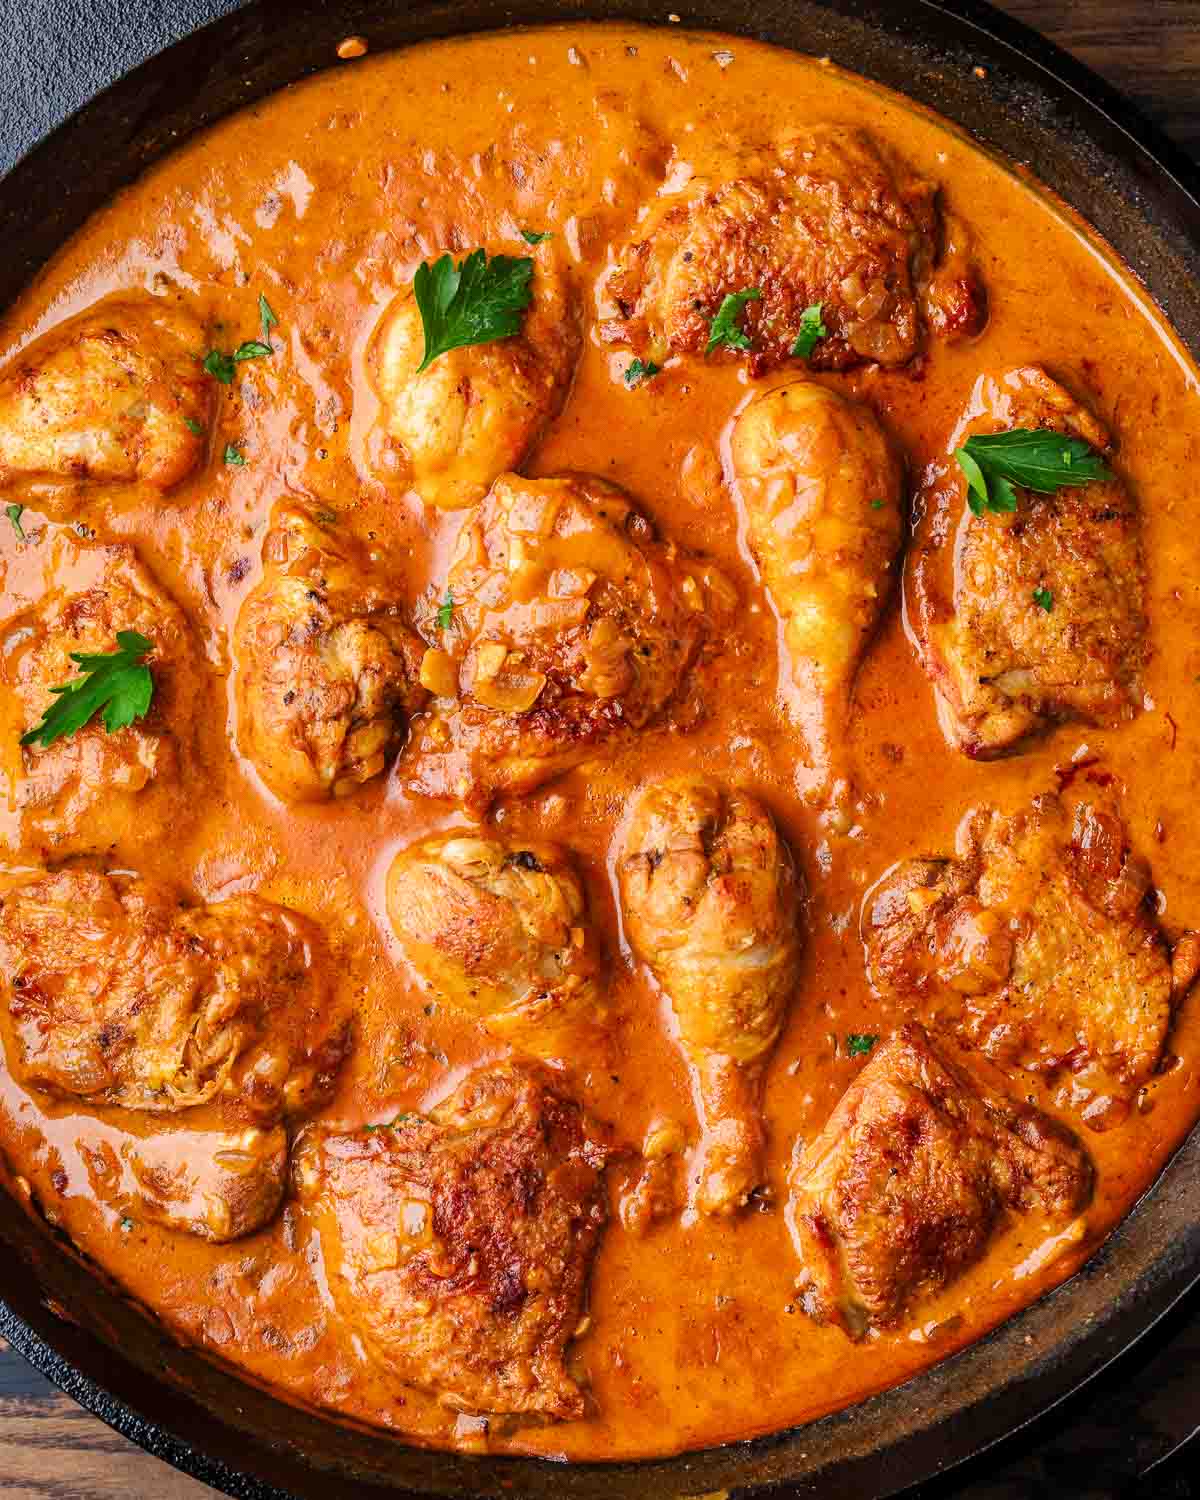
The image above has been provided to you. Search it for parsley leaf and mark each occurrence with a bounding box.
[436,589,455,631]
[413,250,534,373]
[21,630,155,750]
[520,229,553,245]
[183,416,205,437]
[624,358,661,387]
[846,1033,878,1057]
[790,302,827,360]
[259,292,278,345]
[203,333,274,385]
[956,428,1111,516]
[869,498,885,511]
[223,443,246,466]
[1033,586,1054,612]
[6,503,26,541]
[705,287,762,354]
[203,349,236,384]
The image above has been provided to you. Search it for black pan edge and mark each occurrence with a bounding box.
[2,4,1200,1498]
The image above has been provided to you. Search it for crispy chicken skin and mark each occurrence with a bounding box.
[0,869,349,1121]
[0,296,209,504]
[865,794,1200,1127]
[122,1123,288,1243]
[617,777,804,1215]
[908,366,1148,758]
[295,1061,612,1418]
[366,259,579,510]
[600,126,985,373]
[235,505,427,802]
[787,1024,1093,1336]
[403,472,736,808]
[729,381,905,803]
[386,832,605,1060]
[0,535,201,863]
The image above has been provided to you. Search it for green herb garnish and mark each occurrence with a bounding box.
[363,1113,415,1134]
[436,590,455,631]
[183,416,205,437]
[6,503,26,541]
[705,287,762,354]
[790,303,827,360]
[223,443,246,466]
[1032,586,1054,612]
[870,499,885,511]
[624,358,661,387]
[203,339,273,385]
[413,250,534,374]
[258,292,278,345]
[520,229,553,245]
[846,1033,879,1057]
[21,631,155,750]
[955,429,1112,517]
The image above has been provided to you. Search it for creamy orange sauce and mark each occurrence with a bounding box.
[2,20,1200,1462]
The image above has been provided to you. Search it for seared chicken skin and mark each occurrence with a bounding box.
[729,381,904,806]
[908,366,1148,757]
[617,777,804,1214]
[235,505,427,802]
[865,794,1200,1128]
[404,472,736,808]
[295,1061,612,1418]
[787,1024,1093,1336]
[601,126,984,372]
[0,535,202,863]
[0,296,210,506]
[386,832,604,1061]
[0,868,349,1122]
[366,258,579,509]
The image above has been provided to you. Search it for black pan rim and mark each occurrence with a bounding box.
[2,3,1200,1497]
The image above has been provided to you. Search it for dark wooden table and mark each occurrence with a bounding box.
[1,1,1199,1496]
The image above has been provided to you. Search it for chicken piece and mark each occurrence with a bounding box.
[386,832,604,1061]
[729,381,904,808]
[617,777,804,1214]
[908,366,1148,757]
[865,793,1198,1128]
[403,472,735,807]
[234,505,428,802]
[0,534,202,863]
[295,1061,612,1418]
[600,126,985,373]
[0,868,349,1121]
[787,1024,1092,1336]
[121,1122,287,1243]
[366,258,579,510]
[0,296,210,505]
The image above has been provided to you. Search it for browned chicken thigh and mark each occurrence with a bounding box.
[386,832,605,1061]
[234,505,427,802]
[0,534,202,863]
[295,1061,612,1418]
[366,258,579,509]
[617,777,804,1215]
[729,381,905,809]
[601,126,984,372]
[787,1024,1093,1336]
[0,296,210,506]
[0,868,349,1122]
[403,472,736,808]
[908,366,1148,757]
[865,793,1199,1128]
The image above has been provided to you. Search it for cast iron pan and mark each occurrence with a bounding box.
[2,3,1200,1497]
